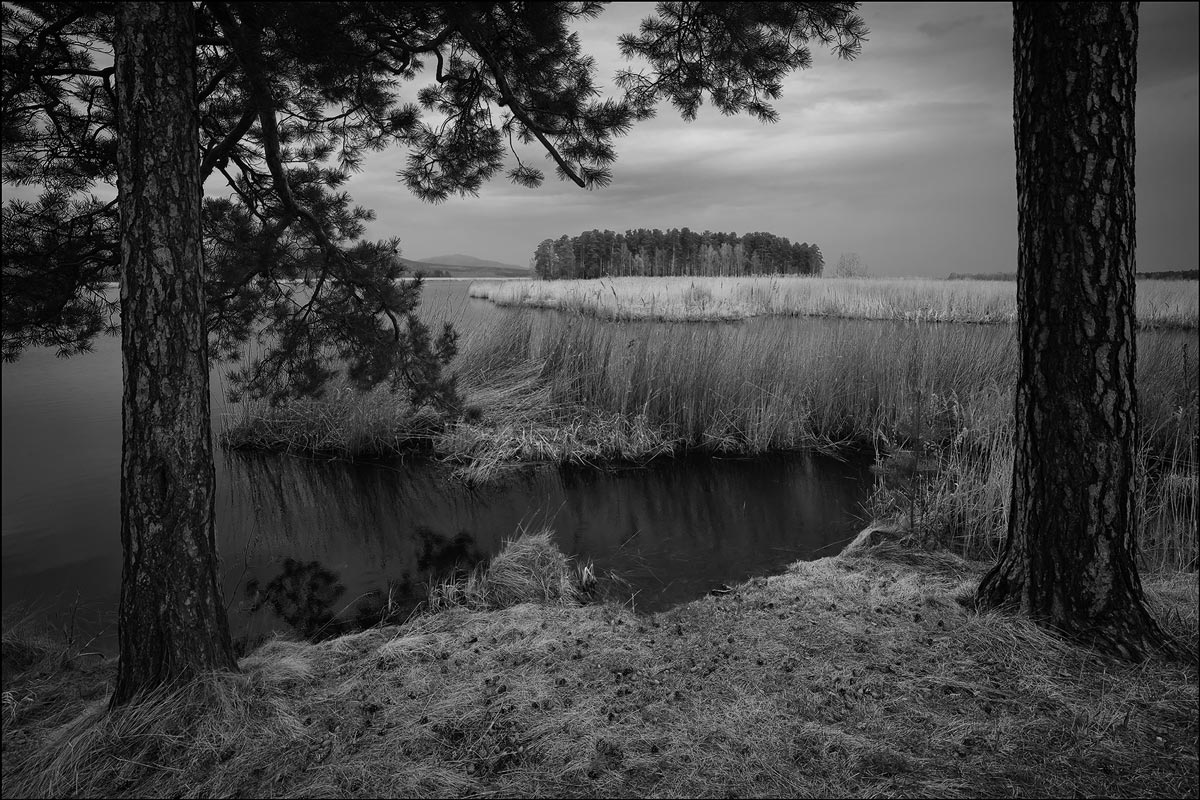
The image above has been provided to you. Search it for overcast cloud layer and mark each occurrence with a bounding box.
[343,1,1199,276]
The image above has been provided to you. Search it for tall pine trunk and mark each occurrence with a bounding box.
[978,2,1170,659]
[113,1,237,706]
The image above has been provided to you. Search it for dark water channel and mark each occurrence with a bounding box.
[2,285,872,651]
[218,450,870,649]
[1,314,872,651]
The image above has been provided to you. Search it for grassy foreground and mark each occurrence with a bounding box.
[3,531,1197,799]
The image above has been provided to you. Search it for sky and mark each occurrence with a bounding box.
[341,1,1200,276]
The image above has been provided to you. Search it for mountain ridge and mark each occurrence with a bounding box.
[416,253,529,272]
[396,254,530,278]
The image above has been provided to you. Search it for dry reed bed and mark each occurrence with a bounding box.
[3,532,1196,799]
[229,279,1197,464]
[463,298,1195,569]
[223,282,1198,568]
[470,275,1200,329]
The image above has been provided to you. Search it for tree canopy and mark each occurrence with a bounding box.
[2,1,867,405]
[4,2,868,701]
[532,227,823,279]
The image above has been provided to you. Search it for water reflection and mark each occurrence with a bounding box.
[4,281,879,648]
[238,525,490,648]
[218,449,872,645]
[222,453,502,645]
[246,558,346,641]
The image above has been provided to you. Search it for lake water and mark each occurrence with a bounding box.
[1,284,873,651]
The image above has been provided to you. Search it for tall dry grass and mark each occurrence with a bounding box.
[223,280,1197,568]
[455,304,1190,452]
[458,295,1194,566]
[470,275,1200,329]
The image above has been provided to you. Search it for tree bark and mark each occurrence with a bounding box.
[978,2,1171,660]
[113,1,236,706]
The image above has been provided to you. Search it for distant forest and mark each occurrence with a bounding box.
[1137,269,1200,280]
[948,269,1198,281]
[531,228,823,279]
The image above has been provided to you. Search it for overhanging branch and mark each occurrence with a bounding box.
[457,29,586,189]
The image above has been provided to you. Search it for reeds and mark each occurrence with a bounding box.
[866,398,1015,560]
[221,389,444,458]
[222,281,1198,568]
[471,275,1200,329]
[863,381,1196,568]
[471,307,1194,565]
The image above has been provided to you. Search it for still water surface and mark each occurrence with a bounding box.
[1,287,873,650]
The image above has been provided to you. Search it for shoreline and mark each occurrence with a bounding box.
[3,531,1196,798]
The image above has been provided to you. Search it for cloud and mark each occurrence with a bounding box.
[917,15,986,39]
[1139,1,1200,89]
[336,1,1195,275]
[5,3,1190,276]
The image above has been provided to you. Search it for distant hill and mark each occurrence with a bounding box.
[947,269,1197,281]
[414,253,530,276]
[946,272,1017,281]
[394,257,527,279]
[1137,269,1199,280]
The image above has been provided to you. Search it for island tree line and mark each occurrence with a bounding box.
[531,228,823,279]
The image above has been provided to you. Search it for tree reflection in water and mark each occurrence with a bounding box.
[349,525,487,630]
[242,524,486,644]
[217,447,873,652]
[246,558,345,640]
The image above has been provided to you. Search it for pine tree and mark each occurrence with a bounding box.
[2,1,869,702]
[977,2,1178,660]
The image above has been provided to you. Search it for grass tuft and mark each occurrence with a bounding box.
[428,528,589,611]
